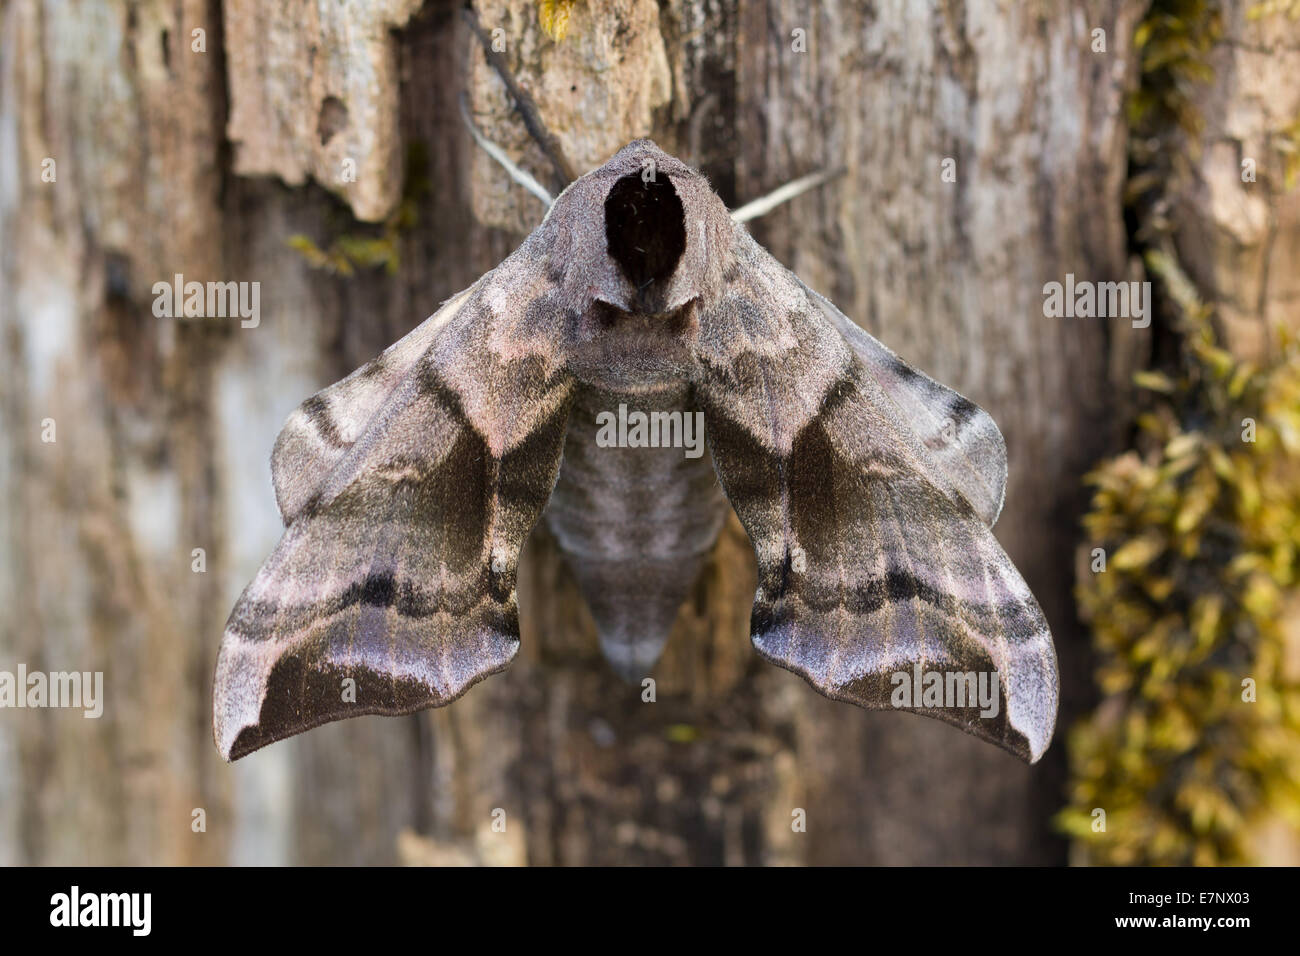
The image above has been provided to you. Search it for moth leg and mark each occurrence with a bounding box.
[730,167,846,224]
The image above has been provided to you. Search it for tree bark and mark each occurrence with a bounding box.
[1169,0,1300,865]
[1,0,1143,864]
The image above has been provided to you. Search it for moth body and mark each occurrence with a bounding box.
[544,382,728,679]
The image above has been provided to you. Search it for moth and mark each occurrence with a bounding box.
[213,142,1059,763]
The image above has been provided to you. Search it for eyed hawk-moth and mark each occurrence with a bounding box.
[213,142,1059,763]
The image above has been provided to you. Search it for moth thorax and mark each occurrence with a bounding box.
[604,170,686,315]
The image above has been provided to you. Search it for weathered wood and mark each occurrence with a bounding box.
[1168,0,1300,360]
[1,0,1148,864]
[1168,0,1300,865]
[224,0,426,222]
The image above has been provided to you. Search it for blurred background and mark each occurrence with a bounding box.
[1,0,1297,865]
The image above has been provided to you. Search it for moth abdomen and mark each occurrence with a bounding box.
[543,382,727,679]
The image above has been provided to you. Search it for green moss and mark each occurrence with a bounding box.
[1129,0,1220,133]
[1247,0,1300,20]
[1126,0,1221,244]
[537,0,579,41]
[287,141,430,278]
[1059,251,1300,865]
[1061,0,1300,865]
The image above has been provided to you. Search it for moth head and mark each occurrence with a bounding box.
[547,141,734,320]
[604,168,687,314]
[542,141,737,389]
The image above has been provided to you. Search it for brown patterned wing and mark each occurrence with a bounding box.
[806,287,1008,528]
[213,264,574,760]
[694,232,1058,762]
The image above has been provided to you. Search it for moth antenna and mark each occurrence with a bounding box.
[461,4,577,190]
[459,93,554,208]
[730,167,847,224]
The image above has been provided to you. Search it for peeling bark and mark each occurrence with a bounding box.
[224,0,425,222]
